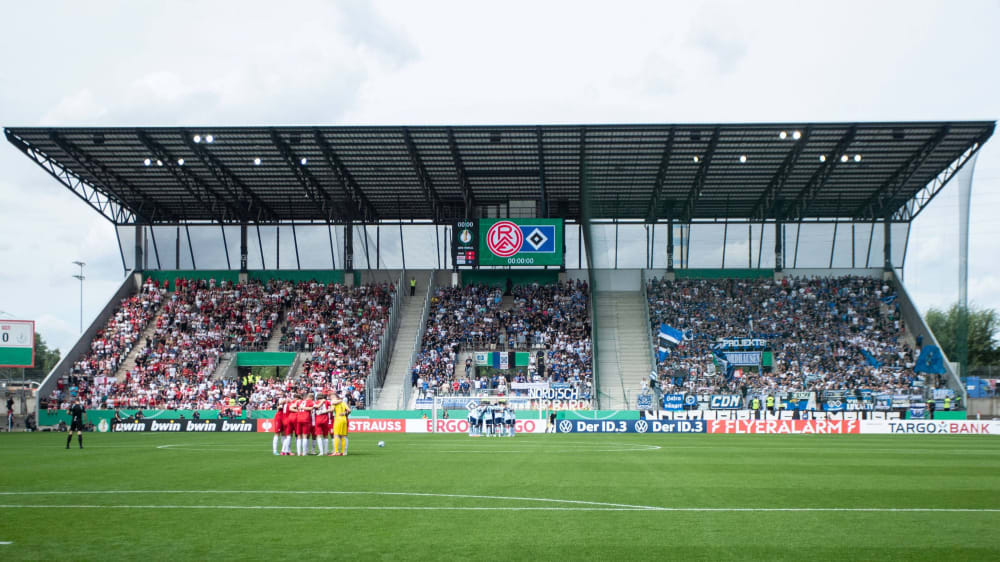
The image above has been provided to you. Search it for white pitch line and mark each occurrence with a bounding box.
[0,490,660,511]
[0,541,12,545]
[0,505,997,513]
[431,447,661,453]
[0,492,996,513]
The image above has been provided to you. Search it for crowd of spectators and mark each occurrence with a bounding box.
[647,275,925,396]
[412,281,592,398]
[68,278,164,381]
[271,281,394,409]
[45,278,165,411]
[47,278,389,413]
[87,278,288,410]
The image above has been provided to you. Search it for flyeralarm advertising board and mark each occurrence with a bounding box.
[707,420,861,434]
[478,219,564,267]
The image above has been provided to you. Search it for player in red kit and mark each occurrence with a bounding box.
[280,395,295,455]
[300,394,316,455]
[313,392,332,456]
[290,393,305,456]
[272,397,286,456]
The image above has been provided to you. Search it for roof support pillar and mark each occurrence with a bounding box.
[134,222,145,273]
[666,216,675,272]
[774,220,783,273]
[239,222,248,274]
[883,217,892,272]
[344,221,354,276]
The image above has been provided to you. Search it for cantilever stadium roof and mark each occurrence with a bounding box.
[4,121,993,225]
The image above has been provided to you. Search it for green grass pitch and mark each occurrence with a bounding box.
[1,432,998,560]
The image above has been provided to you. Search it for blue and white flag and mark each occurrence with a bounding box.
[914,345,946,375]
[881,294,897,305]
[712,348,734,379]
[860,349,882,368]
[657,324,683,362]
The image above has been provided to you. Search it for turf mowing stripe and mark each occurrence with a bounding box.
[0,505,657,511]
[1,505,998,513]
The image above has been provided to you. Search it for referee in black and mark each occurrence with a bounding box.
[66,399,87,449]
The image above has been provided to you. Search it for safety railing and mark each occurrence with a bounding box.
[640,270,658,378]
[366,271,404,409]
[400,271,435,409]
[588,282,601,409]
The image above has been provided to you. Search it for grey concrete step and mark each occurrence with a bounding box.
[594,291,654,411]
[375,294,427,410]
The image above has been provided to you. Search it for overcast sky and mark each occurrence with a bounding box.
[1,0,998,354]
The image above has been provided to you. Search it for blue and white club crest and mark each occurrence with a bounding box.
[524,227,549,250]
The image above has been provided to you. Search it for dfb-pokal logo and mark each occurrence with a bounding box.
[634,420,649,433]
[486,221,523,257]
[558,420,573,433]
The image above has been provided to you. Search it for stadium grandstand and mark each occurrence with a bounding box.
[4,121,994,422]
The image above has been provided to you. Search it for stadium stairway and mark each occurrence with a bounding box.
[595,291,653,410]
[113,314,164,379]
[264,318,287,352]
[375,291,425,410]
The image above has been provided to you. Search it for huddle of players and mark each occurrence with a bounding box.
[271,391,351,456]
[468,402,516,437]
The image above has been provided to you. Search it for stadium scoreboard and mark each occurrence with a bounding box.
[0,320,34,368]
[454,219,564,267]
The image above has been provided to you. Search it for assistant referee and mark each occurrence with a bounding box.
[66,399,87,449]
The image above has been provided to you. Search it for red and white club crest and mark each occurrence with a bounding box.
[486,221,523,257]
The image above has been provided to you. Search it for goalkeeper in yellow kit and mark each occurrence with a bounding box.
[331,392,352,456]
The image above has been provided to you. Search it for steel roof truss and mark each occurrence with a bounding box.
[313,130,379,222]
[446,128,476,218]
[4,132,134,224]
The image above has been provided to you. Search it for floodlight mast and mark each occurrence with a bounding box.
[72,261,85,333]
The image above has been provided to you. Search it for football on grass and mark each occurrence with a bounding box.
[378,441,385,448]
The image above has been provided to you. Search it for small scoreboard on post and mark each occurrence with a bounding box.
[454,220,478,268]
[0,320,35,368]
